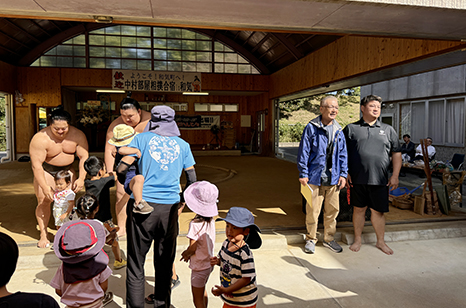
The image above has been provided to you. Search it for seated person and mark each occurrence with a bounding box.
[413,137,436,161]
[0,232,60,308]
[401,134,415,162]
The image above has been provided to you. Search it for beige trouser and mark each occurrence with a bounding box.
[305,184,340,243]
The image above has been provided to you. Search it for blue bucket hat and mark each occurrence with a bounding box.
[216,207,261,249]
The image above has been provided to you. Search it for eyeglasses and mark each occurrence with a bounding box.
[322,105,339,110]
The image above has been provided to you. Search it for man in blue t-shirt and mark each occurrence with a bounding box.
[120,106,196,308]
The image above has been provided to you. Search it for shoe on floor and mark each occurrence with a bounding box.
[102,292,113,306]
[323,240,343,253]
[144,276,182,305]
[114,259,127,269]
[133,199,154,214]
[304,240,315,254]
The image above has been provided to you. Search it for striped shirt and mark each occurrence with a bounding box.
[218,239,258,307]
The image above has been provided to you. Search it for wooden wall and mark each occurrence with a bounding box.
[270,36,466,99]
[13,68,271,154]
[0,60,16,94]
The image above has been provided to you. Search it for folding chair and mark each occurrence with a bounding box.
[450,154,465,170]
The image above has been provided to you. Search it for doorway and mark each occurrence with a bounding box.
[0,93,14,163]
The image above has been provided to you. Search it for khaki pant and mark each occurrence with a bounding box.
[305,184,340,243]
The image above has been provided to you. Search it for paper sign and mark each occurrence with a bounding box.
[301,184,314,209]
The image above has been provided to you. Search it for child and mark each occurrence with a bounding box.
[50,218,113,308]
[52,170,76,229]
[83,157,127,269]
[210,207,261,308]
[109,124,152,214]
[180,181,219,308]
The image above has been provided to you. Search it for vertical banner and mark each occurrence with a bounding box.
[112,70,201,93]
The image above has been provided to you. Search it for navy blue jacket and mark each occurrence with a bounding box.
[297,116,348,186]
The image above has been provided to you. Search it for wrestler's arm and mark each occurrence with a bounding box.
[118,146,141,157]
[73,129,89,193]
[104,120,120,172]
[29,133,54,200]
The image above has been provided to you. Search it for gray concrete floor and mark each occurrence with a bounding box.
[8,234,466,308]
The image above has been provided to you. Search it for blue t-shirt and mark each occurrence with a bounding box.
[128,132,196,204]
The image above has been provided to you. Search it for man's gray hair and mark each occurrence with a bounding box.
[320,95,338,107]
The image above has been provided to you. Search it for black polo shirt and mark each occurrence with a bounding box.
[343,118,400,185]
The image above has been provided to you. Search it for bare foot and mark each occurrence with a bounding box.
[37,235,50,248]
[349,241,361,252]
[376,242,393,255]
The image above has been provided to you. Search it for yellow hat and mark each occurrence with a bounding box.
[108,124,138,147]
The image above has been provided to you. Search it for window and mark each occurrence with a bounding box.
[31,26,260,74]
[399,97,465,146]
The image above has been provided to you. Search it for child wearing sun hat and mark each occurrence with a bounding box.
[180,181,219,308]
[210,207,261,308]
[50,220,113,308]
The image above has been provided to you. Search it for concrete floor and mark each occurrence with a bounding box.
[8,234,466,308]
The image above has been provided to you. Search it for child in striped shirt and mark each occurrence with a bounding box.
[210,207,262,308]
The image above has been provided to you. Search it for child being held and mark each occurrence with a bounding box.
[52,170,76,229]
[180,181,219,308]
[108,124,153,214]
[211,207,262,308]
[50,217,113,308]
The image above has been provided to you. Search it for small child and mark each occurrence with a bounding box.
[50,218,113,308]
[52,170,76,229]
[210,207,262,308]
[180,181,219,308]
[83,157,127,269]
[109,124,153,214]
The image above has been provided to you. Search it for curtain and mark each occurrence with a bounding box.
[446,98,465,145]
[428,100,444,144]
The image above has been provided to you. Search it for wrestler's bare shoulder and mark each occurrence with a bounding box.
[135,110,151,133]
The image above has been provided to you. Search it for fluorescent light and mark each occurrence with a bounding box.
[183,92,209,96]
[96,89,126,93]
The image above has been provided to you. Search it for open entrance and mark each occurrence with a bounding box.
[0,93,14,163]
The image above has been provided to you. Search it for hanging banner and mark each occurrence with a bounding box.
[112,70,201,93]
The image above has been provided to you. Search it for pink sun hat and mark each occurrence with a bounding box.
[184,181,219,217]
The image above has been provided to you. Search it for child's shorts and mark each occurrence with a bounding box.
[124,169,137,195]
[223,304,256,308]
[103,219,119,245]
[191,267,213,288]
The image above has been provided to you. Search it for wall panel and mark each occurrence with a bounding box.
[0,60,16,94]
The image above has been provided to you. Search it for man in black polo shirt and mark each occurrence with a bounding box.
[343,95,401,255]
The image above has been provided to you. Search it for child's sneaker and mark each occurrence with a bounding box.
[114,259,127,269]
[102,292,113,306]
[133,200,154,214]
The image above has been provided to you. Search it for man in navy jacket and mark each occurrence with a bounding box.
[297,96,348,254]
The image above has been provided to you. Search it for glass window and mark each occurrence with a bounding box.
[196,41,211,51]
[182,40,196,50]
[197,52,211,62]
[57,45,73,56]
[194,104,209,111]
[121,25,137,36]
[42,56,57,66]
[411,102,425,143]
[122,59,137,69]
[167,39,181,49]
[215,63,224,73]
[74,57,86,68]
[45,48,57,56]
[137,49,151,59]
[215,53,224,62]
[90,58,105,68]
[31,59,40,66]
[196,33,210,40]
[89,35,105,45]
[106,58,121,68]
[238,64,251,74]
[106,36,121,47]
[167,28,182,38]
[168,50,181,60]
[182,29,196,39]
[183,62,196,72]
[225,53,238,63]
[137,60,151,70]
[428,100,444,144]
[167,61,181,71]
[105,26,121,35]
[197,63,211,72]
[74,46,86,56]
[225,64,238,73]
[57,57,73,67]
[106,47,121,58]
[122,48,137,58]
[137,37,151,48]
[182,51,196,61]
[214,42,224,51]
[210,104,223,112]
[154,50,167,60]
[137,26,151,36]
[153,27,166,37]
[225,104,238,112]
[153,39,167,49]
[445,98,465,145]
[122,37,137,47]
[91,28,105,34]
[154,61,167,71]
[89,47,105,57]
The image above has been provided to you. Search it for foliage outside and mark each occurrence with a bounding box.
[0,96,5,151]
[279,88,361,142]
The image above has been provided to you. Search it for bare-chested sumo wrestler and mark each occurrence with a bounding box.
[29,109,89,248]
[105,98,151,237]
